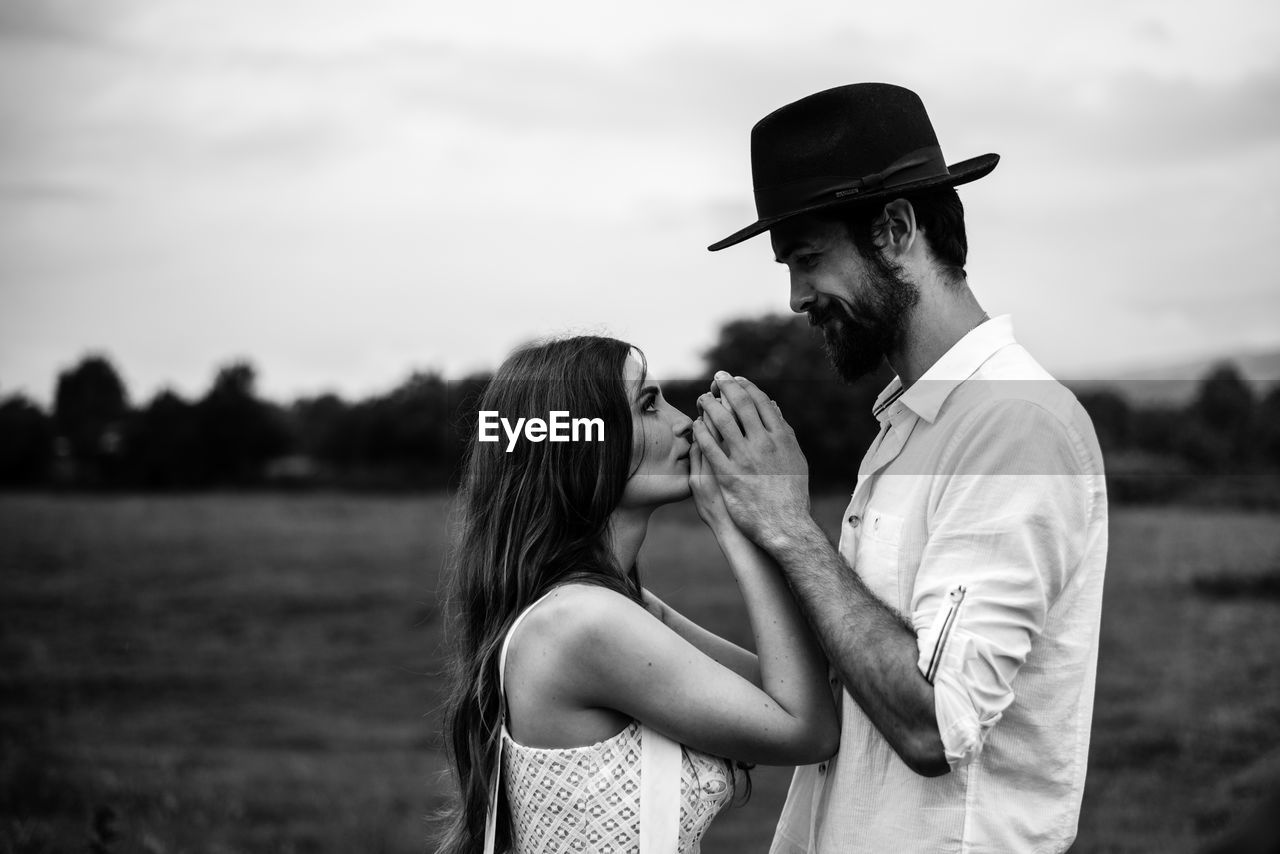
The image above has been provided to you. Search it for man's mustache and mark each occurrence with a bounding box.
[808,297,861,328]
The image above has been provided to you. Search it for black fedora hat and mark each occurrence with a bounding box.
[708,83,999,251]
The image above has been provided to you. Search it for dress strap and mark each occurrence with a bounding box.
[639,724,682,853]
[498,589,558,701]
[483,589,560,854]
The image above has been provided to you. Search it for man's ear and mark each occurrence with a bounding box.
[877,198,918,259]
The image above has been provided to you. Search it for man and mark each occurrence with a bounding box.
[693,83,1108,852]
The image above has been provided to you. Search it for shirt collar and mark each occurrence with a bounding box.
[872,315,1017,425]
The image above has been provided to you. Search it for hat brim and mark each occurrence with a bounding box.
[707,153,999,252]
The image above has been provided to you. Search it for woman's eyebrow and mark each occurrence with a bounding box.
[636,384,660,400]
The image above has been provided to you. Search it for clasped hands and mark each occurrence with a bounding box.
[688,371,811,550]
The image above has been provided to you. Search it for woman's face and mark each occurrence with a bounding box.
[617,350,694,510]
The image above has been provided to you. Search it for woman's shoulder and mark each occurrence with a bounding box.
[506,583,655,705]
[511,583,665,676]
[516,583,647,649]
[503,584,650,742]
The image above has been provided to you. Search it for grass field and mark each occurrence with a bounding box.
[2,493,1280,853]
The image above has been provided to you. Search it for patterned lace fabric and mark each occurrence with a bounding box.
[502,720,732,853]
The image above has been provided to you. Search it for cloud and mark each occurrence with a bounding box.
[380,29,1280,215]
[0,178,102,204]
[390,29,897,137]
[1132,18,1172,45]
[0,0,122,47]
[903,63,1280,174]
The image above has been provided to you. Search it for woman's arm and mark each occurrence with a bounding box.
[549,442,838,766]
[546,581,837,766]
[640,440,816,688]
[641,589,761,686]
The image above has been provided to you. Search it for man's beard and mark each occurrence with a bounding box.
[816,252,919,383]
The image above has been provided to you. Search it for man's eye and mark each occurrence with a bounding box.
[799,253,820,269]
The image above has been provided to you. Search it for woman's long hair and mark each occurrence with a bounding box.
[435,336,645,854]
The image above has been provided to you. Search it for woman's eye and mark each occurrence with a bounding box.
[642,398,658,413]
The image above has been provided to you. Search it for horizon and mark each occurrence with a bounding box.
[10,335,1279,411]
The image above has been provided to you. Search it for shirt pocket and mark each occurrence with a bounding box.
[854,507,905,604]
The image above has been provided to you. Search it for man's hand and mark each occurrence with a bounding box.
[695,373,947,776]
[691,371,812,548]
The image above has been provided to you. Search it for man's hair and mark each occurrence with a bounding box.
[828,187,969,283]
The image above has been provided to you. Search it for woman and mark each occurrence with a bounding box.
[438,336,838,853]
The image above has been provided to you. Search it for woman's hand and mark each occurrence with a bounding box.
[690,418,741,540]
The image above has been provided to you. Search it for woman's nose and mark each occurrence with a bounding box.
[673,413,693,440]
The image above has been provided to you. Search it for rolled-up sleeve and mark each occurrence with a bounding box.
[911,399,1094,771]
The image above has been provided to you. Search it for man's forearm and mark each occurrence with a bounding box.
[765,517,949,776]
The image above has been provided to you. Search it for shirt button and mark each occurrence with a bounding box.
[818,763,827,774]
[847,515,860,527]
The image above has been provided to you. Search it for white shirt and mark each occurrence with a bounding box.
[770,316,1108,854]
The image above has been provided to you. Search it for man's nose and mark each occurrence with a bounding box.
[789,274,815,314]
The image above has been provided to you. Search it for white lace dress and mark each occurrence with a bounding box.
[491,594,734,853]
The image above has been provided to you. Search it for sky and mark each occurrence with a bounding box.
[2,0,1279,405]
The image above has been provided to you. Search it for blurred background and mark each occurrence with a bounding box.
[3,1,1280,852]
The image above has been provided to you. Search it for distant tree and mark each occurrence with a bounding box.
[445,373,493,488]
[123,390,203,487]
[1078,390,1132,453]
[1258,384,1280,469]
[447,373,492,440]
[1191,363,1255,432]
[298,371,456,488]
[1130,405,1180,456]
[1178,363,1256,471]
[290,393,351,462]
[0,394,54,485]
[371,371,451,465]
[196,361,290,484]
[53,354,129,484]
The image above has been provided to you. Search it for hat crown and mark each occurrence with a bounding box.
[750,83,942,190]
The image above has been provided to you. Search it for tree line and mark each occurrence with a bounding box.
[2,314,1278,502]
